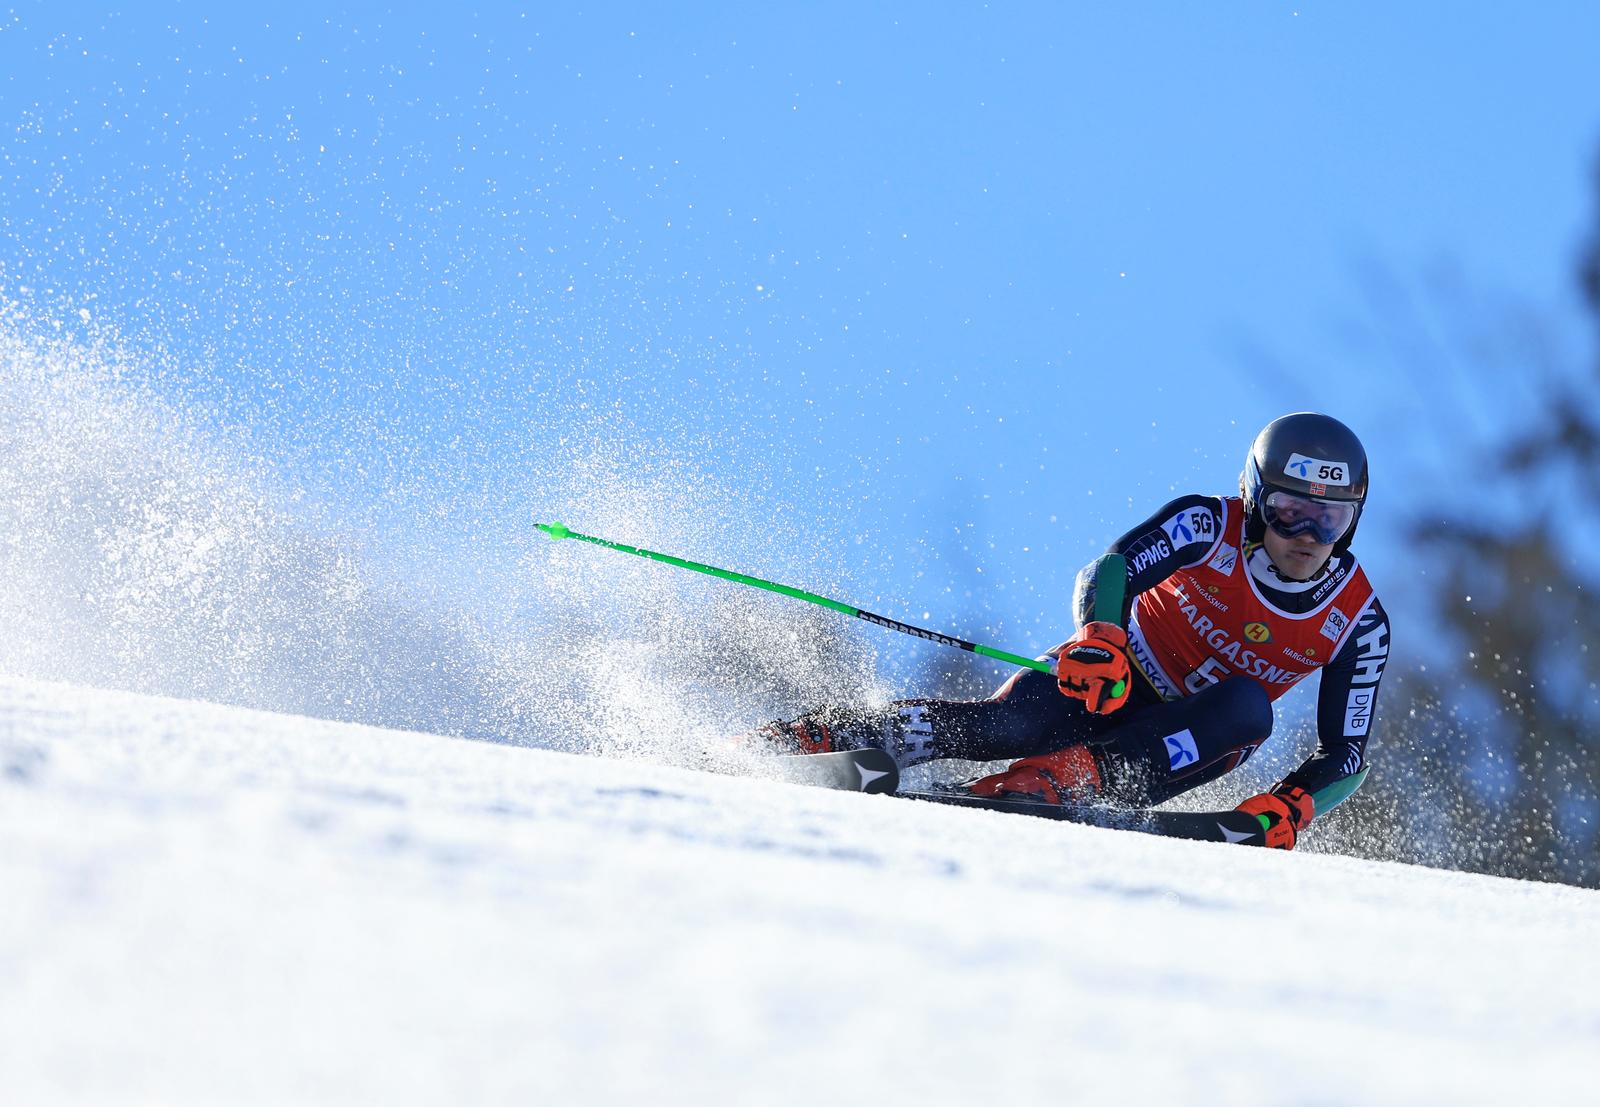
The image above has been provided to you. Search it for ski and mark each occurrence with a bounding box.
[766,748,900,794]
[754,750,1266,844]
[898,787,1269,845]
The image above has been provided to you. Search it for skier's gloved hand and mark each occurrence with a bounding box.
[1235,787,1314,849]
[746,715,838,755]
[966,745,1103,805]
[1054,621,1132,714]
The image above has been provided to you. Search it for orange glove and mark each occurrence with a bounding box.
[1235,787,1315,849]
[1055,621,1132,714]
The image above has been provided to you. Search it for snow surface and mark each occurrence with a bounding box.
[3,676,1597,1106]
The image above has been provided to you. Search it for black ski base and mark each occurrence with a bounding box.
[762,750,1267,845]
[899,787,1269,845]
[767,748,900,794]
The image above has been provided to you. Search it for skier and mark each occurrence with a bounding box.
[757,412,1391,849]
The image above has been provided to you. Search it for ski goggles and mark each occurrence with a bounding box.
[1261,490,1357,545]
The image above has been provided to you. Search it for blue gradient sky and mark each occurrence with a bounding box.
[4,3,1598,680]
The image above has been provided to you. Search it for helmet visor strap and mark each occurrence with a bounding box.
[1261,490,1356,545]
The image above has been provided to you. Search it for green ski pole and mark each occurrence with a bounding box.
[537,521,1125,699]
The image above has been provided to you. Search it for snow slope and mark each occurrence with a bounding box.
[2,675,1596,1106]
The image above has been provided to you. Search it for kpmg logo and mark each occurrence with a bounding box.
[1129,537,1173,574]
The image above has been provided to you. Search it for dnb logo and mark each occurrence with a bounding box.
[1345,688,1374,736]
[1243,622,1272,644]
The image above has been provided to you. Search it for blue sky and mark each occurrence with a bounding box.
[3,3,1598,678]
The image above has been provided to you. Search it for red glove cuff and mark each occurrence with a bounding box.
[1275,786,1315,829]
[1081,621,1126,646]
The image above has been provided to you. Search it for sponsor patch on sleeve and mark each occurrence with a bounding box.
[1344,688,1374,737]
[1160,507,1215,549]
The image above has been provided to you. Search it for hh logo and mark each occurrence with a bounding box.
[1164,729,1200,770]
[1243,622,1272,644]
[897,705,935,760]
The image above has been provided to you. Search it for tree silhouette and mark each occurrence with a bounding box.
[1380,149,1600,886]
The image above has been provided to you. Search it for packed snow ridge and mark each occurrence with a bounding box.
[2,675,1595,1105]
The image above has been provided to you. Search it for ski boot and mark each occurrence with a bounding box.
[965,744,1104,805]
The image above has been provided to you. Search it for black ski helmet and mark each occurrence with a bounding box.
[1240,412,1368,553]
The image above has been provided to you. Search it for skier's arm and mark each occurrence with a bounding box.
[1073,495,1226,627]
[1277,598,1392,815]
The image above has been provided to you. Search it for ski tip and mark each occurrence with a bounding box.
[537,521,571,541]
[851,748,900,794]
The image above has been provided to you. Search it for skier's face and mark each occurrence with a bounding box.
[1262,526,1333,580]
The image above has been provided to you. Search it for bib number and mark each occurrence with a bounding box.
[1183,657,1229,694]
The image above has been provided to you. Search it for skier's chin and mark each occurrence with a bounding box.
[1274,549,1328,580]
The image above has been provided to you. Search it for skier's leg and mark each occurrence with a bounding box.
[893,665,1111,765]
[970,676,1275,805]
[751,664,1113,768]
[752,664,1272,800]
[1090,676,1275,804]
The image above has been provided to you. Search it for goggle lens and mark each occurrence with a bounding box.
[1262,490,1356,545]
